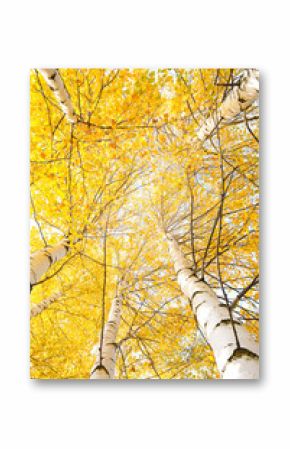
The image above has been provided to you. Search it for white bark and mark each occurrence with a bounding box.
[90,295,123,379]
[30,291,63,318]
[30,238,69,288]
[167,236,259,379]
[39,69,77,123]
[197,69,259,140]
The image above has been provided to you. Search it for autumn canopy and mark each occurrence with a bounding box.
[30,68,259,379]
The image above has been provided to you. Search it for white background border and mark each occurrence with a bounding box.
[0,1,288,447]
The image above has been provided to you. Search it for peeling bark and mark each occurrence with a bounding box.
[39,69,77,123]
[30,238,70,289]
[90,295,123,379]
[197,69,259,140]
[167,235,259,379]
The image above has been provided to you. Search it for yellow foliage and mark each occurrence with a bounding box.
[30,68,259,379]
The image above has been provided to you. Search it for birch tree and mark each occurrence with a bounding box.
[39,69,77,123]
[30,290,63,318]
[167,235,259,379]
[30,285,72,318]
[197,69,259,140]
[90,292,123,379]
[30,238,69,289]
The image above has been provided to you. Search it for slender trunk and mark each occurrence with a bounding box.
[30,291,63,318]
[30,285,71,317]
[90,295,123,379]
[167,235,259,379]
[39,69,77,123]
[197,69,259,140]
[30,238,69,289]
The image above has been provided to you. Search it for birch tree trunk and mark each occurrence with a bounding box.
[30,285,71,317]
[167,236,259,379]
[90,294,123,379]
[30,238,70,289]
[197,69,259,140]
[30,291,63,318]
[39,69,77,123]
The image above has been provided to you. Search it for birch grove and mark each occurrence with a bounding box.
[30,68,259,379]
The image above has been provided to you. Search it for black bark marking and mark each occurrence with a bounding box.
[48,72,57,81]
[44,251,53,265]
[231,347,259,360]
[191,291,205,301]
[194,299,206,313]
[90,364,110,377]
[214,319,242,330]
[225,347,259,372]
[176,267,192,276]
